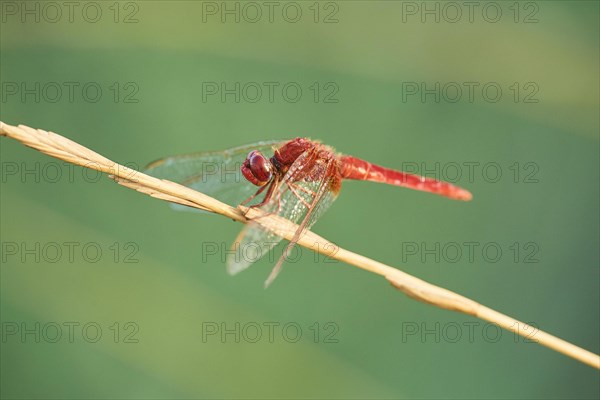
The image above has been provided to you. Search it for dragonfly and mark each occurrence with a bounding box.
[145,138,472,287]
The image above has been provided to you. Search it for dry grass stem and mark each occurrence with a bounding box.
[1,121,598,370]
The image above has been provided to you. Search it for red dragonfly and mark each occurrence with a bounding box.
[145,138,471,286]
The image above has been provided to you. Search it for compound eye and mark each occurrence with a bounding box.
[241,150,273,186]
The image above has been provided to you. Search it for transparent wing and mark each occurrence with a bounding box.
[227,149,339,279]
[144,140,285,213]
[227,224,282,275]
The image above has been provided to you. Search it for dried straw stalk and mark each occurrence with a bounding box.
[1,121,598,369]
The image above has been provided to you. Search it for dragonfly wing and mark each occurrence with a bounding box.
[263,154,339,286]
[143,140,285,213]
[274,149,339,233]
[226,148,339,282]
[226,224,283,276]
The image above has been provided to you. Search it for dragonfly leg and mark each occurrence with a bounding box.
[240,177,282,222]
[247,185,286,223]
[250,176,279,208]
[240,182,269,206]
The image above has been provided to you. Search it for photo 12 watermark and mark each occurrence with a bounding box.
[1,82,140,104]
[1,1,140,24]
[401,321,539,343]
[399,241,540,264]
[396,161,540,184]
[399,1,540,24]
[400,82,540,104]
[200,81,340,104]
[201,321,339,343]
[1,321,140,343]
[200,1,340,24]
[1,241,141,264]
[1,161,140,184]
[201,241,339,265]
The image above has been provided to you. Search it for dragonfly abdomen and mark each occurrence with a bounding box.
[338,155,472,201]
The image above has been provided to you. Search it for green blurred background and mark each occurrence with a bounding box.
[1,1,598,398]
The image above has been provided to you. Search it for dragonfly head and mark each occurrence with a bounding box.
[241,150,273,186]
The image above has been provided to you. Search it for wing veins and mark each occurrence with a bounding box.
[263,156,336,287]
